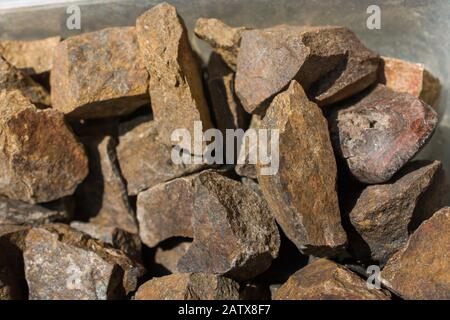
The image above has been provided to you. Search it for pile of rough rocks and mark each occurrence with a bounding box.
[0,2,448,300]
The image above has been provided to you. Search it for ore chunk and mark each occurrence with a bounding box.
[51,27,149,119]
[154,240,191,274]
[329,84,438,184]
[257,81,347,256]
[235,115,262,179]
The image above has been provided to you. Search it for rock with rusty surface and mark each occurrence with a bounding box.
[134,273,239,300]
[235,25,379,114]
[51,27,148,119]
[117,116,206,196]
[349,160,449,264]
[136,3,212,152]
[379,56,441,107]
[274,259,390,300]
[154,240,192,273]
[24,224,144,300]
[0,90,88,204]
[195,18,248,70]
[382,207,450,300]
[329,84,438,184]
[257,81,346,256]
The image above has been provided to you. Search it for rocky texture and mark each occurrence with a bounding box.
[136,3,212,152]
[0,55,50,108]
[75,135,137,234]
[349,161,449,264]
[177,171,280,281]
[235,25,379,114]
[382,207,450,300]
[330,84,438,184]
[0,36,60,75]
[51,27,148,119]
[24,224,144,300]
[195,18,248,70]
[379,56,441,107]
[117,116,206,195]
[257,81,346,255]
[235,115,261,179]
[0,90,88,204]
[274,259,390,300]
[154,241,191,273]
[134,273,239,300]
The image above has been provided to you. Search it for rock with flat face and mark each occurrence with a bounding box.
[195,18,248,70]
[274,259,390,300]
[51,27,148,119]
[379,56,441,107]
[235,25,379,114]
[382,207,450,300]
[136,3,212,151]
[235,115,261,179]
[134,273,239,300]
[154,241,191,273]
[349,161,449,264]
[0,55,50,107]
[329,84,438,184]
[24,224,144,300]
[177,171,280,281]
[0,90,88,204]
[257,81,346,256]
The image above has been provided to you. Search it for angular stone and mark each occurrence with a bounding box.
[329,84,438,184]
[235,115,261,179]
[0,90,88,204]
[136,3,212,151]
[24,224,144,300]
[379,56,441,107]
[117,116,206,195]
[75,135,137,234]
[154,241,191,273]
[51,27,148,119]
[382,207,450,300]
[235,26,379,114]
[274,259,390,300]
[177,171,280,281]
[0,36,60,75]
[195,18,248,70]
[349,161,449,264]
[257,81,346,255]
[0,55,50,108]
[134,273,239,300]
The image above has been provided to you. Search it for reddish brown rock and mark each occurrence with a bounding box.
[349,161,449,264]
[136,3,212,152]
[257,81,346,256]
[329,84,438,184]
[177,171,280,281]
[274,259,390,300]
[379,56,441,107]
[51,27,148,119]
[235,115,261,179]
[117,116,207,195]
[195,18,248,70]
[382,207,450,300]
[235,25,379,114]
[134,273,239,300]
[154,241,191,273]
[0,90,88,204]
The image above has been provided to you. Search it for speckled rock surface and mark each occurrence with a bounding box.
[154,241,191,273]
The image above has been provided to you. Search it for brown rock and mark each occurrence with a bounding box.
[154,241,192,273]
[0,36,60,75]
[136,3,212,152]
[329,84,438,184]
[382,207,450,300]
[195,18,248,70]
[257,81,346,255]
[24,224,144,300]
[177,171,280,281]
[117,116,206,196]
[0,55,50,107]
[235,25,379,114]
[0,90,88,204]
[51,27,148,119]
[349,161,449,264]
[134,273,239,300]
[235,115,261,179]
[274,259,390,300]
[379,56,441,107]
